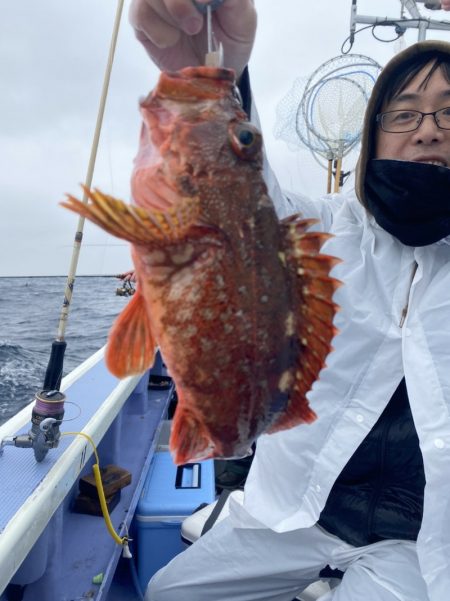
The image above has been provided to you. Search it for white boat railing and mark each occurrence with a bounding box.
[0,346,141,595]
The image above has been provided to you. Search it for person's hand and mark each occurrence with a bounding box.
[441,0,450,10]
[129,0,257,77]
[116,270,137,283]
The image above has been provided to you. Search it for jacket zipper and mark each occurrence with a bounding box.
[399,261,418,328]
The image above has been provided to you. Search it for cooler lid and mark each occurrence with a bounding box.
[136,451,215,519]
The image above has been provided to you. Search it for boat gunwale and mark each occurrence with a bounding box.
[0,347,142,595]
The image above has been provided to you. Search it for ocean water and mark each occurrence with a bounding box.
[0,276,131,424]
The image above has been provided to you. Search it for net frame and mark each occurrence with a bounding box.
[275,54,381,193]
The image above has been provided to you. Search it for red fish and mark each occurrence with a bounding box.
[62,67,340,464]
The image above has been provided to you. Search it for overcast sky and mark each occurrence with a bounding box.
[1,0,449,276]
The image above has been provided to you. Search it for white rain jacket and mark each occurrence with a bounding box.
[229,186,450,601]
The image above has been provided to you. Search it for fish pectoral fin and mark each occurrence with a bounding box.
[61,185,201,245]
[169,402,214,465]
[267,217,342,433]
[106,289,157,378]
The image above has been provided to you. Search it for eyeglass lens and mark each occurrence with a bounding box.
[381,108,450,132]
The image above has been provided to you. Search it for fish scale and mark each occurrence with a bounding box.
[62,66,340,465]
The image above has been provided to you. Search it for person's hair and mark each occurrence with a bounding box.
[358,47,450,209]
[379,52,450,112]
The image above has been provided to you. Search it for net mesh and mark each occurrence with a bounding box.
[275,54,382,168]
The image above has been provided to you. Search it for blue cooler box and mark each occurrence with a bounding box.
[135,451,215,591]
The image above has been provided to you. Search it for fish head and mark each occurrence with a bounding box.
[131,66,264,220]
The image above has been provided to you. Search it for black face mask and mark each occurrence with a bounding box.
[365,159,450,246]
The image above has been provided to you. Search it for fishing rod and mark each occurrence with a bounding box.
[1,0,125,462]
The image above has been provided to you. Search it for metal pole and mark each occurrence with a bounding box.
[353,14,450,32]
[350,0,450,37]
[349,0,357,47]
[403,0,421,19]
[418,20,428,40]
[403,0,428,40]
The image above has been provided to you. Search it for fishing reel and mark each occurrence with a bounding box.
[116,280,135,297]
[0,390,65,462]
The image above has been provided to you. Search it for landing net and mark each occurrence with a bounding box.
[275,54,381,193]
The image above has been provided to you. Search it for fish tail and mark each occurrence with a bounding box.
[170,402,214,465]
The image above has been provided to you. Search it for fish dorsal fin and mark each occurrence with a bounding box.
[61,186,201,245]
[106,289,157,378]
[268,217,341,433]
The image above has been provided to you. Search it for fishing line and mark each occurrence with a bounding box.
[42,0,125,392]
[98,122,117,277]
[57,401,82,423]
[32,396,82,422]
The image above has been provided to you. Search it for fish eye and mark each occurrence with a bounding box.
[229,122,261,160]
[238,129,255,146]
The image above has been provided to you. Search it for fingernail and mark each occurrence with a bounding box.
[181,16,203,35]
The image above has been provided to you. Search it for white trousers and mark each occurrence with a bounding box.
[145,518,429,601]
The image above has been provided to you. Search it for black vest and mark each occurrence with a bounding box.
[318,378,425,547]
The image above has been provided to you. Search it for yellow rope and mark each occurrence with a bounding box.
[62,431,127,546]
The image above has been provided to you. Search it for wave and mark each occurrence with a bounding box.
[0,342,44,424]
[0,277,124,425]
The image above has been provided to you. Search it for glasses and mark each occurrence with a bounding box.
[376,107,450,133]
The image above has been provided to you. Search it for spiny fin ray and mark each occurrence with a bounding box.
[268,217,340,433]
[60,185,201,245]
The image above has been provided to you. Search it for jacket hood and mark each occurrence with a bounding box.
[355,40,450,208]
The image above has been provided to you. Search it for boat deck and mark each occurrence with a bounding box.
[0,351,331,601]
[0,350,173,601]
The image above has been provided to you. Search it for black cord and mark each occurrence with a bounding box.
[341,18,432,54]
[342,23,380,54]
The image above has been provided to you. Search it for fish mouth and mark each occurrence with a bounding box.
[149,66,237,104]
[176,66,235,81]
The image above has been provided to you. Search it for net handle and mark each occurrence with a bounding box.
[327,159,333,194]
[333,157,343,193]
